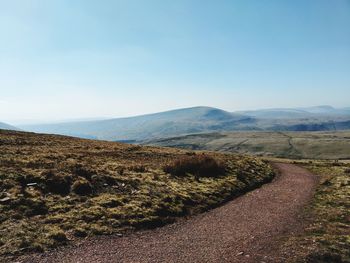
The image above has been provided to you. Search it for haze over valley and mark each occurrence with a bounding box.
[15,105,350,142]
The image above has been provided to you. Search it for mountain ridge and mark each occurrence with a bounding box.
[18,106,350,141]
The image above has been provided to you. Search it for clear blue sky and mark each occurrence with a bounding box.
[1,0,349,123]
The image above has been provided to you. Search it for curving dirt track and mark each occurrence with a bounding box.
[17,163,317,263]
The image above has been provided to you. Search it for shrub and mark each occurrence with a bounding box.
[332,160,341,166]
[116,167,125,175]
[74,228,87,237]
[72,178,93,195]
[43,171,71,195]
[72,164,94,180]
[306,252,343,263]
[129,165,147,173]
[47,228,67,243]
[163,155,226,178]
[24,198,48,216]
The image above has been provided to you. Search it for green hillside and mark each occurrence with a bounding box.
[145,131,350,160]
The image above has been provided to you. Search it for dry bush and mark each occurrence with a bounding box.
[129,165,147,173]
[46,227,67,243]
[72,178,93,195]
[163,154,226,178]
[43,171,72,195]
[306,251,343,263]
[72,164,94,180]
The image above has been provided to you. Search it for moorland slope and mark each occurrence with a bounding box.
[0,129,274,260]
[19,163,317,263]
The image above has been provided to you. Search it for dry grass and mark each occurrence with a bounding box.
[0,130,274,260]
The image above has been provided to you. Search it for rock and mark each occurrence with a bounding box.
[237,251,244,256]
[116,233,123,237]
[27,183,37,186]
[0,197,11,203]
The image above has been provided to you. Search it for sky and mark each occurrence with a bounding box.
[1,0,350,124]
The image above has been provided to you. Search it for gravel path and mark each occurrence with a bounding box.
[18,163,317,263]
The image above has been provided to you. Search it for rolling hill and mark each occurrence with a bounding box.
[238,105,350,119]
[19,107,256,141]
[19,106,350,141]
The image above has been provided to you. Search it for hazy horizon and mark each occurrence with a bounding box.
[4,104,349,126]
[1,1,350,123]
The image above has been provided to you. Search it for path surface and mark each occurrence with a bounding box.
[18,163,317,263]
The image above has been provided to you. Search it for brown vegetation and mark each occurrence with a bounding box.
[163,154,226,178]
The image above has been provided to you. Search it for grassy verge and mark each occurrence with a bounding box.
[283,160,350,263]
[0,130,274,260]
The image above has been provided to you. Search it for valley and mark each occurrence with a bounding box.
[145,131,350,159]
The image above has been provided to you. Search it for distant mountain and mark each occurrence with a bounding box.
[237,109,311,119]
[19,106,350,141]
[20,107,255,141]
[298,105,335,114]
[238,106,350,119]
[0,122,19,131]
[298,105,350,116]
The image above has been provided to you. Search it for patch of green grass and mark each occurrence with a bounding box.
[147,131,350,160]
[283,160,350,263]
